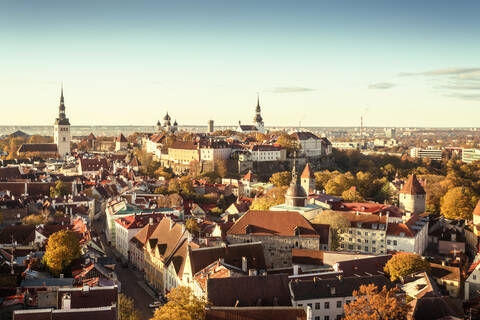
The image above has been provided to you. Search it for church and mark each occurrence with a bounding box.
[156,112,178,133]
[17,87,71,158]
[237,95,265,133]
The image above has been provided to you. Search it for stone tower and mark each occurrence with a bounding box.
[399,174,426,214]
[300,163,315,195]
[54,86,71,157]
[253,94,264,133]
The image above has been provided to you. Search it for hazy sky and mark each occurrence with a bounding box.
[1,0,479,127]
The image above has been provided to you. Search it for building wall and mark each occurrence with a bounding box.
[226,234,320,268]
[293,296,351,320]
[399,193,426,214]
[168,148,200,165]
[339,227,387,254]
[250,150,282,162]
[54,124,71,156]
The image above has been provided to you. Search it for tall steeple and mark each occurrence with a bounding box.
[253,93,264,129]
[59,85,66,119]
[54,84,71,156]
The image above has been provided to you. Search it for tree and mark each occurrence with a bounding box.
[119,293,141,320]
[440,186,478,220]
[152,286,207,320]
[250,187,287,210]
[384,253,430,281]
[168,179,181,194]
[188,160,201,178]
[215,160,228,178]
[269,171,292,187]
[186,218,200,237]
[22,214,45,225]
[324,173,355,196]
[155,167,174,180]
[179,176,194,195]
[50,180,70,198]
[43,230,81,275]
[344,284,410,320]
[276,133,300,153]
[310,210,350,250]
[342,187,365,202]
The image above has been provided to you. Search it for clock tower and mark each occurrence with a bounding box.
[54,87,71,157]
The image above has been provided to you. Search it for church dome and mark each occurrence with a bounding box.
[163,113,171,121]
[286,180,307,198]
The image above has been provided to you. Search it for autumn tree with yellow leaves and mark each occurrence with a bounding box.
[151,286,207,320]
[384,253,430,281]
[344,284,410,320]
[43,230,81,275]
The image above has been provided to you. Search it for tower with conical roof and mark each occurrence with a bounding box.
[399,174,426,214]
[253,94,264,133]
[54,86,71,157]
[301,163,315,195]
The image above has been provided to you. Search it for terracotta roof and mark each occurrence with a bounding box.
[80,158,109,172]
[227,210,320,238]
[300,163,314,179]
[335,255,391,277]
[400,174,426,195]
[410,296,464,320]
[87,133,96,140]
[0,225,35,245]
[242,170,257,182]
[169,141,198,150]
[146,218,186,261]
[292,248,324,266]
[115,214,164,230]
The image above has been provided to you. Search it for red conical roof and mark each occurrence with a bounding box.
[400,174,426,195]
[473,200,480,216]
[301,163,314,179]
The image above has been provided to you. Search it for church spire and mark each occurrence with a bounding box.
[59,86,66,119]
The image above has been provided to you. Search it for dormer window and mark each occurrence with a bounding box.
[294,227,300,237]
[245,225,253,234]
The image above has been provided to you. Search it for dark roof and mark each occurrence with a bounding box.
[290,275,393,301]
[0,225,35,245]
[400,174,426,195]
[411,296,463,320]
[207,274,291,307]
[292,248,324,266]
[87,133,96,140]
[80,158,109,172]
[335,255,391,277]
[190,242,266,274]
[169,141,198,150]
[205,307,306,320]
[116,133,127,143]
[20,278,75,288]
[239,125,258,131]
[0,167,22,180]
[290,132,319,141]
[57,286,118,309]
[17,143,58,153]
[13,306,117,320]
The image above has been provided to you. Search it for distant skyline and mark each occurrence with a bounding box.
[1,0,479,127]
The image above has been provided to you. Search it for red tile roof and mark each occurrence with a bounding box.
[473,200,480,216]
[300,163,314,179]
[400,174,426,195]
[227,210,320,238]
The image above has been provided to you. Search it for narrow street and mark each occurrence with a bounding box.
[92,217,155,320]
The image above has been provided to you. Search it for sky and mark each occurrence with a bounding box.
[1,0,479,127]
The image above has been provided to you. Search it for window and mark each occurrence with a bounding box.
[357,239,361,243]
[372,247,376,252]
[336,301,342,308]
[298,304,302,307]
[349,238,352,242]
[387,240,391,245]
[365,232,368,236]
[365,246,369,251]
[357,245,361,250]
[365,239,368,243]
[324,302,330,309]
[348,245,353,249]
[315,317,320,320]
[372,240,376,244]
[315,303,320,310]
[324,316,330,320]
[307,303,312,309]
[346,300,351,305]
[474,275,477,280]
[357,232,361,235]
[349,230,352,234]
[393,240,397,246]
[336,316,342,320]
[340,244,344,248]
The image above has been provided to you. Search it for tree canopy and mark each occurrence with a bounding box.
[310,210,350,250]
[151,286,207,320]
[344,284,410,320]
[440,186,478,220]
[50,180,70,198]
[384,253,430,281]
[250,187,287,210]
[119,293,141,320]
[43,230,81,275]
[269,171,292,187]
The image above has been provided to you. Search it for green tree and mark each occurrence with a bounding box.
[50,180,71,198]
[43,230,81,275]
[152,286,207,320]
[119,293,141,320]
[440,186,478,220]
[384,253,430,281]
[22,214,45,225]
[269,171,292,187]
[325,173,355,196]
[179,176,194,195]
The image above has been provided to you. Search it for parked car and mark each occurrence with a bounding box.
[149,301,162,308]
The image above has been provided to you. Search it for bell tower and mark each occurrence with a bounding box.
[54,86,71,157]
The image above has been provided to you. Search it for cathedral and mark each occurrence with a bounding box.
[54,87,71,156]
[156,112,178,133]
[237,95,265,133]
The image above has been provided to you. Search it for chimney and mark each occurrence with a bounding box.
[149,217,154,225]
[306,305,313,320]
[242,256,248,273]
[62,293,71,310]
[330,287,336,295]
[82,285,90,295]
[169,218,174,230]
[293,264,299,275]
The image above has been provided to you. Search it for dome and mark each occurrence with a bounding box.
[254,114,263,123]
[156,120,161,125]
[163,113,171,121]
[286,180,307,198]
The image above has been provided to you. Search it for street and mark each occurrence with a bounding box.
[92,217,155,320]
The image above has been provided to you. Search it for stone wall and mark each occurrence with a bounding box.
[227,234,320,269]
